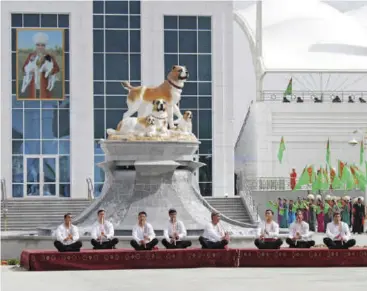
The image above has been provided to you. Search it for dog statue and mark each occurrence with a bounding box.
[175,111,193,135]
[121,65,189,129]
[151,99,168,135]
[107,115,156,138]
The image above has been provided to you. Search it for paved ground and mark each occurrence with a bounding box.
[2,266,367,291]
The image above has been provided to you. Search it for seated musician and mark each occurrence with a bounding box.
[91,209,119,249]
[162,208,192,249]
[254,209,283,249]
[286,210,315,248]
[199,212,230,249]
[130,211,159,251]
[323,211,356,249]
[54,213,82,252]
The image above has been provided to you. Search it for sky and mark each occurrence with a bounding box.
[17,29,63,49]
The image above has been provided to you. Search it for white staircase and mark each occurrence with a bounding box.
[205,197,253,224]
[1,199,91,231]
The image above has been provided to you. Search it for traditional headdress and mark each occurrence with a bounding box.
[32,32,49,45]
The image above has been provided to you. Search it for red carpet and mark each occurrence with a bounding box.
[20,248,367,271]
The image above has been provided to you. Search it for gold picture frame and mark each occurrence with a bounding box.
[16,28,65,101]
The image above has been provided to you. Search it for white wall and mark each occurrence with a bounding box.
[0,1,94,199]
[233,20,256,141]
[251,103,367,178]
[141,1,235,197]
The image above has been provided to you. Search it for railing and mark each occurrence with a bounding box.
[1,178,8,231]
[86,178,95,201]
[262,90,367,103]
[236,173,260,223]
[246,177,292,191]
[235,100,253,149]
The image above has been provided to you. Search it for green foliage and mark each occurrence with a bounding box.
[7,258,20,265]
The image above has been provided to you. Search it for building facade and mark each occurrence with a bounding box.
[1,0,235,199]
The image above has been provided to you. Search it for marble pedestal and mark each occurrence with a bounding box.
[40,140,255,236]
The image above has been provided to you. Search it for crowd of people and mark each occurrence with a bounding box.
[268,195,366,234]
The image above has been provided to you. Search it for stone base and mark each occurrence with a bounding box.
[40,140,255,236]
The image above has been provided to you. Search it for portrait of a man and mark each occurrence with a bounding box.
[16,29,65,100]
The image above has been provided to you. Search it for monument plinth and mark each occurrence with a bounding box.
[71,140,253,236]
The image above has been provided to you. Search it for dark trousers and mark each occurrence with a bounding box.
[130,238,159,251]
[286,238,315,248]
[199,236,228,249]
[323,238,356,249]
[54,240,82,252]
[91,238,119,249]
[161,238,192,249]
[254,238,283,249]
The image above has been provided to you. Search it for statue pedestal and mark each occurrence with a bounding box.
[70,140,254,236]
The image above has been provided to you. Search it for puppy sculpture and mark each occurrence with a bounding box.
[151,99,168,135]
[176,111,193,134]
[107,115,156,138]
[121,65,189,129]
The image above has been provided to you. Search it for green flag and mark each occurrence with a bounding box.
[360,141,365,165]
[294,165,315,190]
[351,165,367,192]
[312,169,321,192]
[277,136,286,163]
[284,78,292,96]
[341,165,355,190]
[331,172,343,190]
[320,168,330,190]
[326,139,331,166]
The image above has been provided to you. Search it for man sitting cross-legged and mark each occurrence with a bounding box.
[323,211,356,249]
[91,209,119,249]
[199,212,230,249]
[162,208,192,249]
[130,211,159,251]
[286,210,315,248]
[54,213,83,252]
[254,209,283,249]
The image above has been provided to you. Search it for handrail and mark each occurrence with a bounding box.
[246,177,292,191]
[235,100,253,149]
[237,173,261,223]
[86,178,95,201]
[1,178,8,231]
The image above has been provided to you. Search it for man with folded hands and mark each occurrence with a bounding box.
[54,213,82,252]
[162,209,192,249]
[130,211,159,251]
[323,211,356,249]
[286,210,315,248]
[91,209,119,249]
[254,209,283,249]
[199,212,230,249]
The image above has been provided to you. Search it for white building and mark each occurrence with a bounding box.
[1,0,366,199]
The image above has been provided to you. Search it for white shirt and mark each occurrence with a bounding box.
[326,221,351,241]
[55,223,80,245]
[91,220,114,241]
[256,220,279,238]
[132,223,156,243]
[163,220,187,242]
[202,222,225,242]
[288,221,311,241]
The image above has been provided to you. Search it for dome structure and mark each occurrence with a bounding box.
[235,0,367,71]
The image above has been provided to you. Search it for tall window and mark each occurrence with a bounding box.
[163,16,213,196]
[11,13,70,198]
[93,0,141,196]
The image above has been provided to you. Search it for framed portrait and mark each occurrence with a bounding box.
[16,28,65,100]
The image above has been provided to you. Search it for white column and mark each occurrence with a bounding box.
[69,2,94,199]
[0,7,12,198]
